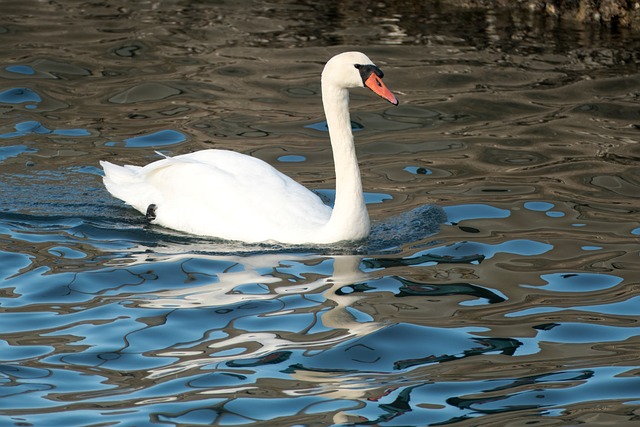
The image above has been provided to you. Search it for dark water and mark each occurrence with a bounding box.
[1,1,640,425]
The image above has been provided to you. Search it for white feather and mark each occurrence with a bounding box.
[100,52,396,244]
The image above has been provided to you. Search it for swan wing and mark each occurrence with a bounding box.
[102,150,332,243]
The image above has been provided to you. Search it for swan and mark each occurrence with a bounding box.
[100,51,398,244]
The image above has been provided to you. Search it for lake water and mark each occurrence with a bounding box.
[1,1,640,425]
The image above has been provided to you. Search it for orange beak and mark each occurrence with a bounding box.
[364,73,398,105]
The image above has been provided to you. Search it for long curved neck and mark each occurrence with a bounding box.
[321,82,370,242]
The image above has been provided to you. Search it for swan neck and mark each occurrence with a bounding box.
[321,83,369,241]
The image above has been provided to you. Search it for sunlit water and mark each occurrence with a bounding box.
[1,1,640,425]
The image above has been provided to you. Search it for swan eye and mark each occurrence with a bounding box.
[356,64,384,83]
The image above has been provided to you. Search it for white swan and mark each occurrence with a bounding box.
[100,51,398,244]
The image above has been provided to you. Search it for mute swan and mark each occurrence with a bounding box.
[100,51,398,244]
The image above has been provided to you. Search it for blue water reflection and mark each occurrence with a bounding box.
[0,169,633,424]
[443,204,510,223]
[0,121,90,138]
[277,154,306,162]
[0,87,41,104]
[525,272,623,293]
[0,212,638,425]
[404,165,432,175]
[305,120,364,132]
[524,201,554,211]
[0,145,36,160]
[5,65,36,75]
[106,129,186,147]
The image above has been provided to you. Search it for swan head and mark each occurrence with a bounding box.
[322,51,398,105]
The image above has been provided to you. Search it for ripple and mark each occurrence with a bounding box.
[107,83,182,103]
[403,165,432,175]
[0,145,36,161]
[106,130,187,148]
[304,120,363,132]
[523,272,624,293]
[217,66,252,77]
[443,204,510,223]
[0,121,91,138]
[5,65,36,75]
[112,42,147,58]
[277,154,306,162]
[524,201,554,211]
[0,250,33,279]
[0,87,41,104]
[536,323,638,344]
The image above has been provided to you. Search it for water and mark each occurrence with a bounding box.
[1,1,640,425]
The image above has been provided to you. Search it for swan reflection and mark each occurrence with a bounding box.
[119,251,387,379]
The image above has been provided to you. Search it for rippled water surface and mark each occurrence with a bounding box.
[1,1,640,425]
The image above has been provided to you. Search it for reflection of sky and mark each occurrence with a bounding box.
[6,65,36,75]
[0,87,41,103]
[444,204,510,223]
[0,87,41,109]
[1,170,637,426]
[523,272,623,293]
[0,121,90,138]
[404,239,553,267]
[106,129,186,148]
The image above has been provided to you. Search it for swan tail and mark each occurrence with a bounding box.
[100,160,154,214]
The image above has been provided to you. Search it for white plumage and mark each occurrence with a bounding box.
[100,52,398,244]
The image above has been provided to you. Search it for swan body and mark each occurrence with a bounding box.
[100,52,398,244]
